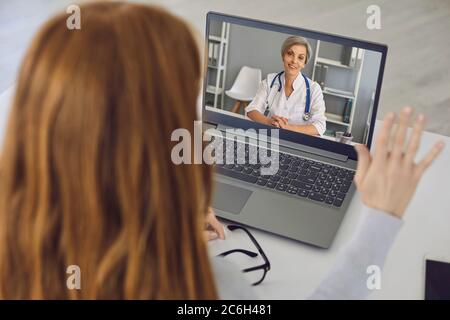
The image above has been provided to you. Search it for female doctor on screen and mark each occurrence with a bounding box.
[245,36,327,136]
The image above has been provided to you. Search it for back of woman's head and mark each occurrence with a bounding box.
[0,2,216,299]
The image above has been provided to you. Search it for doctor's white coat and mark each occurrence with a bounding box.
[245,72,327,135]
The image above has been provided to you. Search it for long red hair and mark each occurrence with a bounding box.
[0,2,216,299]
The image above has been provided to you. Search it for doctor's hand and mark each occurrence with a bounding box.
[271,115,290,129]
[204,207,226,241]
[354,107,445,219]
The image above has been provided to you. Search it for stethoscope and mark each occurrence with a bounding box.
[265,71,311,121]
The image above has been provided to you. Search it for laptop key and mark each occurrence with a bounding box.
[333,198,344,207]
[216,166,258,184]
[297,189,309,197]
[269,175,281,182]
[287,186,298,194]
[336,192,346,201]
[288,173,298,179]
[325,196,335,205]
[276,183,287,191]
[291,180,313,190]
[256,179,268,186]
[266,181,277,188]
[340,183,351,193]
[298,168,308,175]
[345,171,355,181]
[279,170,289,177]
[308,192,325,202]
[297,175,316,184]
[233,165,244,172]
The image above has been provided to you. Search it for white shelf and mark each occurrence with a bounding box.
[323,87,355,100]
[312,41,366,139]
[207,64,225,70]
[208,35,227,43]
[325,112,350,126]
[206,85,223,95]
[316,57,353,69]
[207,22,230,109]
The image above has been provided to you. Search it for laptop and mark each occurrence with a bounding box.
[202,12,387,249]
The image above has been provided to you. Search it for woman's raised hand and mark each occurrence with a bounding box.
[354,107,445,219]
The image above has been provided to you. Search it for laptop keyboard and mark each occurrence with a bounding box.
[213,139,355,208]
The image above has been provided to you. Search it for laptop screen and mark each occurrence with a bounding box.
[203,13,386,151]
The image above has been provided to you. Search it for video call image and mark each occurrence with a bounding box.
[204,18,383,145]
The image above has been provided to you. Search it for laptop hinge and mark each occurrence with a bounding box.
[213,124,348,163]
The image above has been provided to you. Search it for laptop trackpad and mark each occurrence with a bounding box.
[212,182,252,214]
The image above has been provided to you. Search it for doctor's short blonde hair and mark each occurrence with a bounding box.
[281,36,312,64]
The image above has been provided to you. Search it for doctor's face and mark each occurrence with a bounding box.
[282,44,307,78]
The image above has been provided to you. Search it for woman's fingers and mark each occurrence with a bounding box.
[404,114,426,164]
[204,230,218,241]
[279,117,288,126]
[374,112,395,163]
[391,107,412,159]
[271,115,288,126]
[415,140,445,178]
[205,208,225,240]
[354,144,371,189]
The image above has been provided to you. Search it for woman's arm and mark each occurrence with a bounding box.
[281,123,319,135]
[244,80,270,122]
[309,107,444,299]
[271,116,320,135]
[246,110,272,126]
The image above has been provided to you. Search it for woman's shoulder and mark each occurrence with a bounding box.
[264,72,279,84]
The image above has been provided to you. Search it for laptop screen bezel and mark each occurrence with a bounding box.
[202,11,388,161]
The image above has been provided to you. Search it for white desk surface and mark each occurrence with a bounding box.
[2,87,449,299]
[209,120,450,300]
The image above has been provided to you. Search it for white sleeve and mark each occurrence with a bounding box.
[308,204,403,300]
[244,79,268,115]
[309,82,327,135]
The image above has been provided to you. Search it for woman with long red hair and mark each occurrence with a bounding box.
[0,2,443,299]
